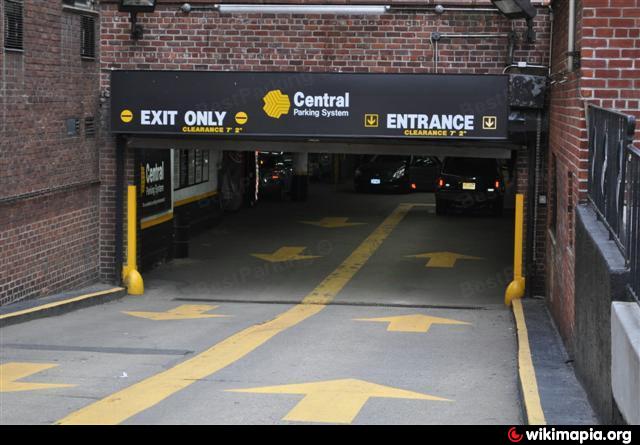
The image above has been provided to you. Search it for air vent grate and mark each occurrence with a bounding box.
[80,15,95,59]
[84,117,95,137]
[4,0,23,51]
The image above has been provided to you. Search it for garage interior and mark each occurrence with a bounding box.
[114,71,547,309]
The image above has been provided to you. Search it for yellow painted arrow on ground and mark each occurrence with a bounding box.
[406,251,483,268]
[123,305,229,321]
[0,363,75,393]
[300,217,366,229]
[228,378,450,424]
[251,246,321,263]
[354,314,471,333]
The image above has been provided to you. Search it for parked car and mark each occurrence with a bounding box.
[435,156,505,215]
[354,155,441,193]
[258,152,293,200]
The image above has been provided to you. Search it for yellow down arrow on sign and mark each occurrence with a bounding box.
[354,314,471,333]
[406,251,483,268]
[300,217,366,228]
[228,378,450,424]
[251,246,321,263]
[0,363,75,393]
[123,305,229,321]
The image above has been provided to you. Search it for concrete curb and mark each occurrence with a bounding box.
[0,287,127,328]
[512,298,547,425]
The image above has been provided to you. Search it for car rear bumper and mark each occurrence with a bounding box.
[355,178,408,192]
[436,190,502,207]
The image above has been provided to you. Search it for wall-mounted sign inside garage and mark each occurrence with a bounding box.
[138,149,172,219]
[111,71,508,140]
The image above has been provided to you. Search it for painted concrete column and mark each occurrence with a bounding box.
[292,152,309,201]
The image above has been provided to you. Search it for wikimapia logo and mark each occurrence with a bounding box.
[263,90,291,119]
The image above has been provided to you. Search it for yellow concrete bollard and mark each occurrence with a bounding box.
[123,185,144,295]
[505,193,525,306]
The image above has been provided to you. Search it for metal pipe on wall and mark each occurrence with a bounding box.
[114,135,126,287]
[567,0,576,72]
[526,137,537,298]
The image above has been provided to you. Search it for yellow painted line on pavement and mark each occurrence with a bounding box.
[300,217,366,228]
[1,363,76,393]
[512,298,546,425]
[228,378,450,424]
[56,203,416,425]
[0,288,125,321]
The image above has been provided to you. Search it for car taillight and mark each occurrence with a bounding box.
[495,180,500,189]
[411,183,417,190]
[438,178,444,188]
[272,175,280,180]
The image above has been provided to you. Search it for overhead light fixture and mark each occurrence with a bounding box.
[490,0,536,19]
[213,4,391,15]
[119,0,157,40]
[490,0,537,43]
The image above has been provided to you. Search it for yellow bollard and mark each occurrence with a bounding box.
[122,185,144,295]
[505,193,525,306]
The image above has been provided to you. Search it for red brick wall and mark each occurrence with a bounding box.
[547,0,640,347]
[97,1,551,283]
[0,2,101,305]
[99,3,549,79]
[581,0,640,132]
[0,187,100,305]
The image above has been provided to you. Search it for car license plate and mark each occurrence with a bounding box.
[462,182,476,190]
[370,179,381,185]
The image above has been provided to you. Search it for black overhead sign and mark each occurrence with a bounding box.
[111,71,508,140]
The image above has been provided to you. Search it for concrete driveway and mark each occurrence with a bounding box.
[0,184,520,424]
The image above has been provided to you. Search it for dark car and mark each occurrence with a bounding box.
[258,152,293,200]
[435,157,505,215]
[354,155,441,193]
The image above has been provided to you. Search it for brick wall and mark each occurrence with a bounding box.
[99,2,549,80]
[547,0,640,347]
[0,187,100,305]
[0,1,101,305]
[97,1,551,283]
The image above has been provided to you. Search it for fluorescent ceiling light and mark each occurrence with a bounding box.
[214,4,391,15]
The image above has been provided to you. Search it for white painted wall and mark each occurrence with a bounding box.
[611,302,640,425]
[172,149,221,204]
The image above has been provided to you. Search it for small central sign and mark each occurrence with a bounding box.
[138,149,171,219]
[111,71,508,140]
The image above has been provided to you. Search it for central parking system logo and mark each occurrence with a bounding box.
[262,90,291,119]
